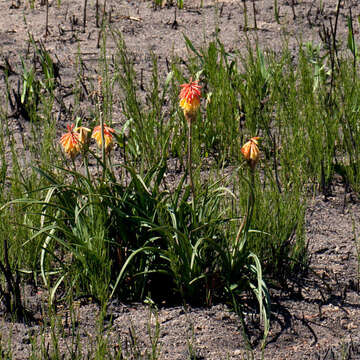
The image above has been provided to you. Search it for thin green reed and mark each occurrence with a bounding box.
[337,58,360,192]
[112,31,176,169]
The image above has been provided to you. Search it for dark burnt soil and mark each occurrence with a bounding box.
[1,0,360,359]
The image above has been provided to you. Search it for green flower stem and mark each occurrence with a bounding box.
[84,155,91,182]
[100,115,106,179]
[187,117,195,202]
[249,168,255,222]
[70,156,81,188]
[234,167,255,258]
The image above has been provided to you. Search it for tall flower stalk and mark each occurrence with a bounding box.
[242,136,260,210]
[179,78,201,200]
[237,136,269,349]
[236,137,261,245]
[90,76,115,180]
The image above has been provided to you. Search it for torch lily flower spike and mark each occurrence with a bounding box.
[74,126,91,147]
[241,137,261,170]
[91,124,115,152]
[60,124,81,159]
[179,78,202,123]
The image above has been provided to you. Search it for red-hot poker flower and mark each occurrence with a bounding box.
[179,78,201,121]
[60,124,81,159]
[74,126,91,146]
[91,124,115,152]
[241,137,261,170]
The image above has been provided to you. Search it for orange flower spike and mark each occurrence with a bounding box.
[179,78,202,122]
[60,124,81,159]
[241,137,261,170]
[91,124,115,152]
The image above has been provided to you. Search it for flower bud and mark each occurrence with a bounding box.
[241,137,260,170]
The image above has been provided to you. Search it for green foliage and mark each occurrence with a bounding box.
[241,168,306,284]
[6,158,269,322]
[19,57,41,121]
[112,34,178,167]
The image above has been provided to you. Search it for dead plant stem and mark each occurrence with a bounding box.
[83,0,88,32]
[45,0,49,37]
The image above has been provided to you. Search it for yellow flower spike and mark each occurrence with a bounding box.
[91,124,115,152]
[179,78,202,123]
[241,137,261,170]
[60,124,81,159]
[74,126,91,147]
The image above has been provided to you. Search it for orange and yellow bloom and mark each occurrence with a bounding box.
[60,123,115,158]
[179,78,201,122]
[241,137,260,170]
[60,124,81,158]
[60,124,91,158]
[91,124,115,152]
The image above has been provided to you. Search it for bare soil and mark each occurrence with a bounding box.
[1,0,360,359]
